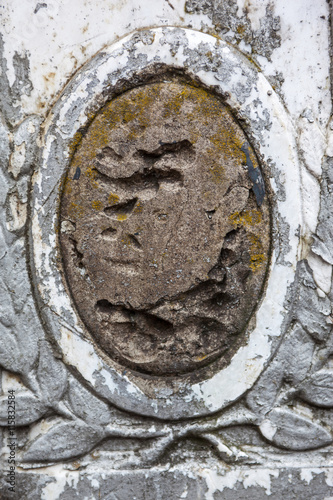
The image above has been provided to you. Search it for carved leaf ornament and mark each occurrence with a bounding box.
[0,28,332,464]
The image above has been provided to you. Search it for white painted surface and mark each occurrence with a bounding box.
[1,0,330,127]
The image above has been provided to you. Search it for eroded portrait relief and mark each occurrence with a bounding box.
[60,82,270,375]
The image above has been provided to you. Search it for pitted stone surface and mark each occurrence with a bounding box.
[60,82,270,375]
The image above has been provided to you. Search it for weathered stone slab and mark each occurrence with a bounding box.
[0,1,332,498]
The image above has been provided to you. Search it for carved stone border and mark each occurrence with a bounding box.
[29,27,301,419]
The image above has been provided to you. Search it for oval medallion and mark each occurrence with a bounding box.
[60,81,270,375]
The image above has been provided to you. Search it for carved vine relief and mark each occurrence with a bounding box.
[0,35,332,466]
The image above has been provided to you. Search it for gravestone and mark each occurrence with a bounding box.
[0,1,333,498]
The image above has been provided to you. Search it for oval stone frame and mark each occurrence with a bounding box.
[30,28,301,420]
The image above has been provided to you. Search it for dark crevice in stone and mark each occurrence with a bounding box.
[68,237,84,270]
[95,299,174,334]
[94,164,184,192]
[97,146,123,161]
[101,227,117,239]
[137,139,193,158]
[209,291,239,308]
[104,197,138,218]
[128,234,142,249]
[205,209,216,219]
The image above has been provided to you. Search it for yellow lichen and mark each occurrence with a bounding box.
[196,354,208,361]
[85,166,99,188]
[117,214,127,221]
[63,176,72,195]
[208,160,225,184]
[91,200,103,211]
[250,253,266,271]
[108,193,120,205]
[68,131,83,157]
[229,209,263,227]
[133,201,143,214]
[229,209,267,272]
[248,233,266,272]
[237,24,246,35]
[208,133,247,162]
[163,84,221,120]
[68,202,85,218]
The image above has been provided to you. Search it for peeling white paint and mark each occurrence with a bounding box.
[201,468,280,498]
[269,0,331,127]
[300,468,333,488]
[307,253,332,295]
[301,167,321,236]
[180,484,188,498]
[260,420,277,441]
[39,465,79,500]
[1,0,330,126]
[1,370,26,392]
[298,118,325,179]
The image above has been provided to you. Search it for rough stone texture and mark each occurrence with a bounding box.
[0,0,332,498]
[60,81,270,375]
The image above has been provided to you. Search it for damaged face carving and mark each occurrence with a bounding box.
[60,82,271,375]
